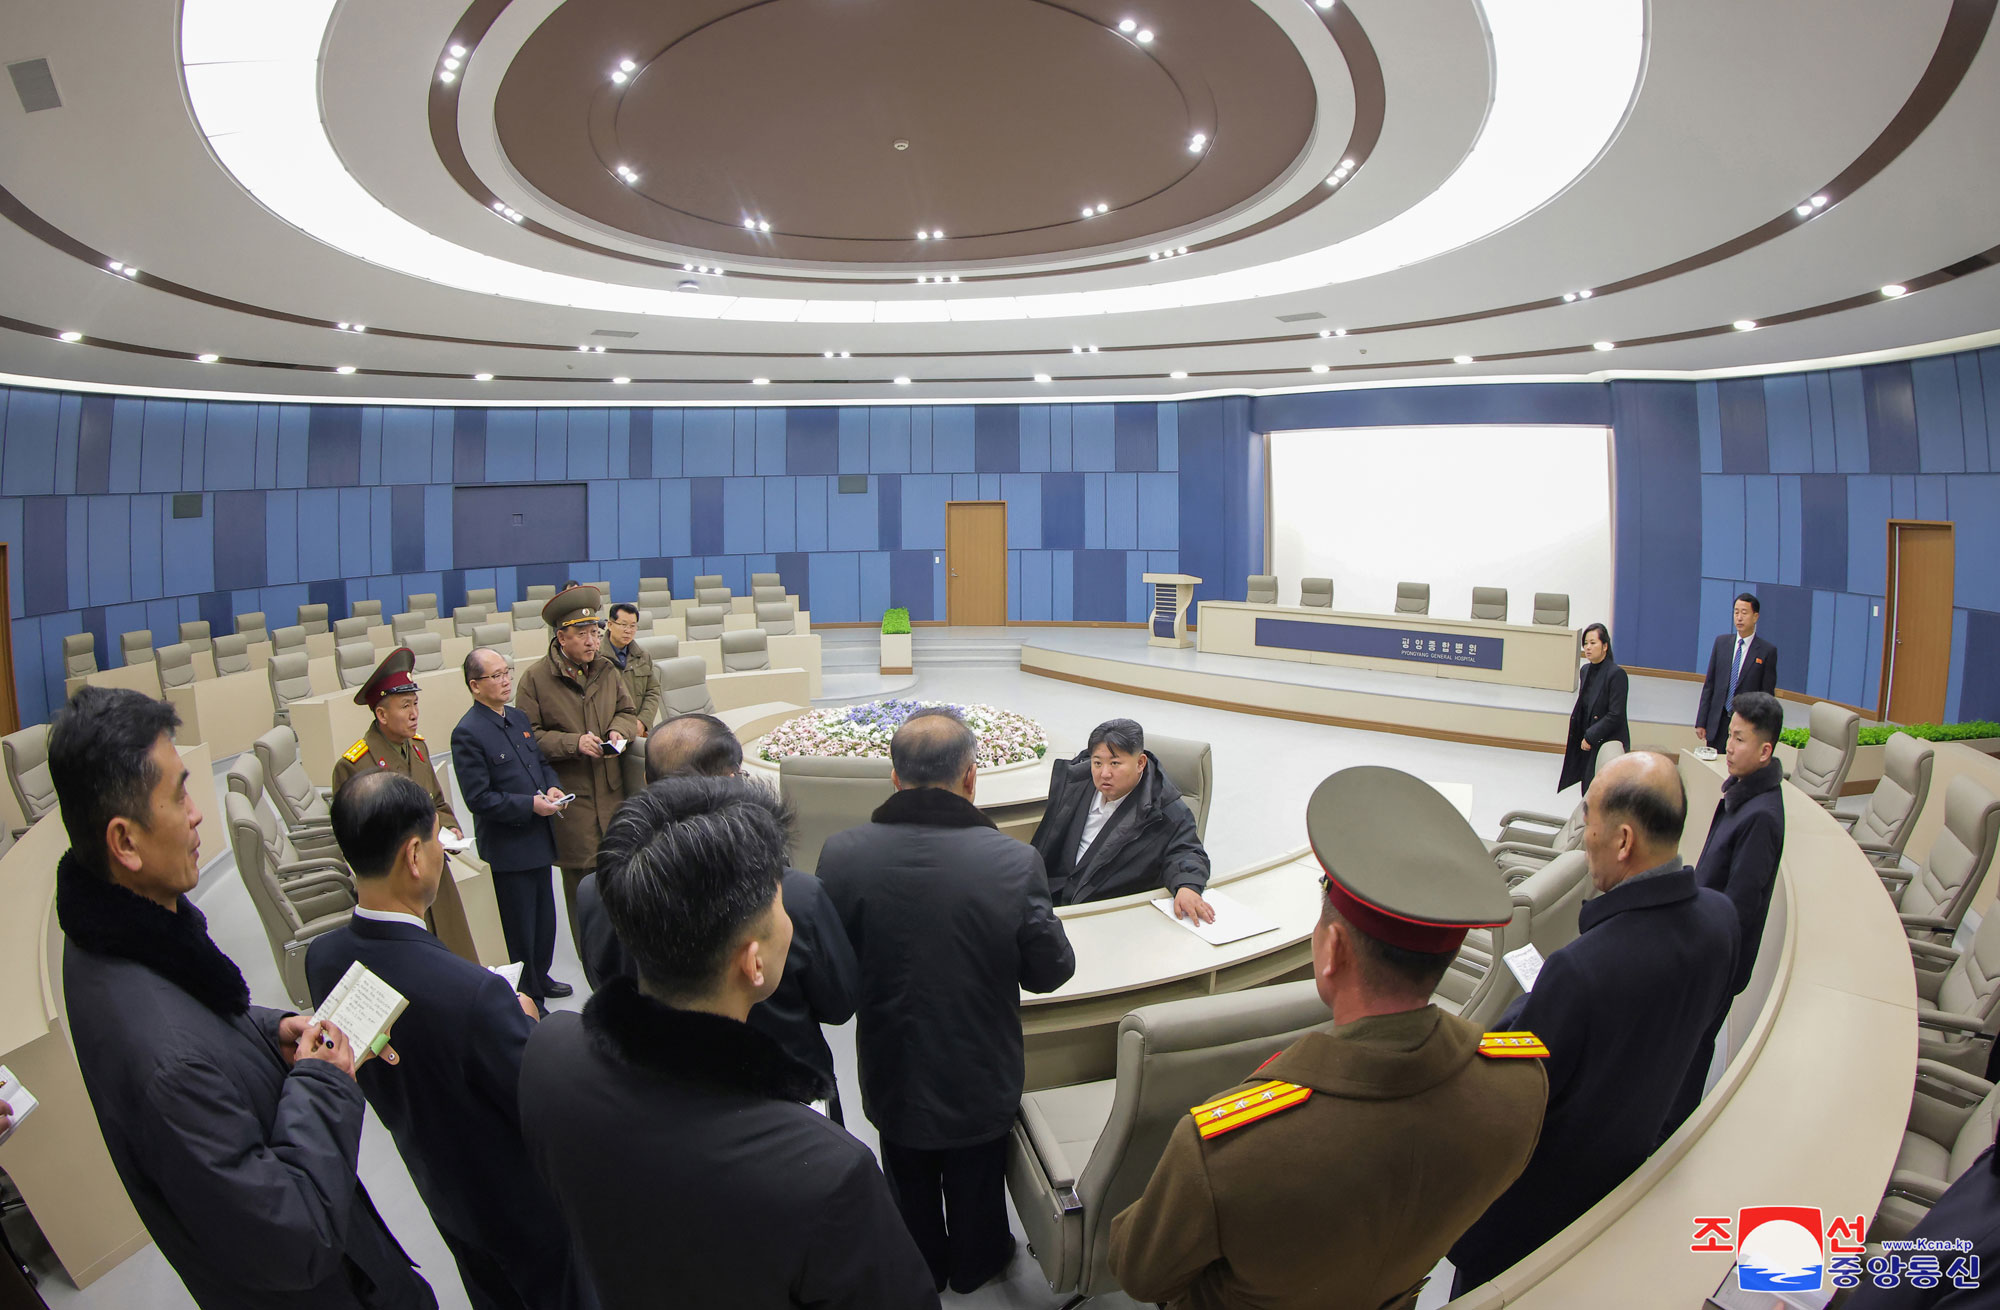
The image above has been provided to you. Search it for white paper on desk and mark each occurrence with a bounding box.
[1504,943,1546,992]
[489,961,525,991]
[1149,889,1278,946]
[0,1065,38,1145]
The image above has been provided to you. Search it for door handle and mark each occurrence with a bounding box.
[950,570,959,577]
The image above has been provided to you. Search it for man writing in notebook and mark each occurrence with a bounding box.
[307,772,587,1310]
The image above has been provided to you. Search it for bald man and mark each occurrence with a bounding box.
[1449,752,1739,1293]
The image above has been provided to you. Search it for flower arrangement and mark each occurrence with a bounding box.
[760,699,1048,768]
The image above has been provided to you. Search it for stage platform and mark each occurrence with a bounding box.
[1020,628,1806,754]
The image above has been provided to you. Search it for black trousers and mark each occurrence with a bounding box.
[491,867,557,999]
[878,1134,1013,1294]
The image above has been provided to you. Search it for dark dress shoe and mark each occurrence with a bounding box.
[541,979,575,999]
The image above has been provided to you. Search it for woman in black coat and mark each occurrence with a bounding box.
[1558,622,1629,793]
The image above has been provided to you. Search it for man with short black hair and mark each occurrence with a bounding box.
[519,778,937,1310]
[307,772,584,1310]
[1448,750,1739,1294]
[603,602,659,732]
[51,687,434,1310]
[1695,592,1778,745]
[819,708,1076,1294]
[1030,717,1212,917]
[1660,689,1789,1139]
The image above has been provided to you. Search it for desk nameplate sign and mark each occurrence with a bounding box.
[1255,617,1505,670]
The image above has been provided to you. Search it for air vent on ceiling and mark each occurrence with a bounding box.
[591,328,639,338]
[1274,311,1326,323]
[8,59,61,113]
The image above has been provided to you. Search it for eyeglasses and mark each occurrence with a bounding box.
[472,665,514,682]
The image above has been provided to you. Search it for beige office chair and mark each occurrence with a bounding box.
[687,605,728,642]
[693,574,725,592]
[1298,577,1333,608]
[2,724,56,835]
[656,657,716,720]
[226,759,354,1009]
[755,602,796,636]
[295,604,328,636]
[585,581,611,598]
[1909,906,2000,1075]
[1484,746,1622,880]
[471,623,511,653]
[752,584,788,605]
[235,611,268,640]
[638,589,673,617]
[1244,575,1278,605]
[1888,776,2000,943]
[525,584,557,603]
[1841,733,1936,869]
[271,625,307,657]
[465,587,497,609]
[1532,593,1571,627]
[351,599,382,622]
[780,756,896,872]
[406,593,439,621]
[696,587,732,608]
[1008,981,1335,1300]
[1146,735,1212,843]
[1793,701,1861,809]
[408,632,443,673]
[452,605,489,638]
[213,633,252,676]
[332,616,370,644]
[267,652,313,728]
[750,572,782,589]
[390,611,426,642]
[638,634,680,664]
[120,630,155,666]
[721,629,770,672]
[1395,582,1430,615]
[511,600,544,630]
[252,726,340,857]
[1875,1061,2000,1241]
[178,620,212,654]
[336,640,376,690]
[155,643,197,691]
[1436,852,1592,1032]
[1470,587,1509,621]
[62,632,97,678]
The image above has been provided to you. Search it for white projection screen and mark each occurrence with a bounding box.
[1268,425,1614,629]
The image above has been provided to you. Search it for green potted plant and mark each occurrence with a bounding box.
[880,607,912,674]
[1774,719,2000,792]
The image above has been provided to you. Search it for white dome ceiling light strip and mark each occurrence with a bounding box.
[180,0,1643,326]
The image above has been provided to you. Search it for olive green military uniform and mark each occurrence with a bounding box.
[609,640,660,730]
[1108,1007,1548,1310]
[330,722,460,834]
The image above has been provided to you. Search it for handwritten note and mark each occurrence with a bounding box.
[316,961,409,1056]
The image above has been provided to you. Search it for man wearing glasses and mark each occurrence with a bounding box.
[452,646,574,1003]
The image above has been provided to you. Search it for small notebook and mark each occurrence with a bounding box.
[1504,943,1546,992]
[316,961,410,1057]
[0,1065,37,1146]
[489,961,525,991]
[603,738,625,755]
[1149,889,1279,947]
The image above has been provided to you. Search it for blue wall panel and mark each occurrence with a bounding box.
[974,407,1020,473]
[827,476,879,551]
[651,409,684,478]
[485,411,536,482]
[1863,363,1920,473]
[796,476,829,551]
[2,391,60,495]
[685,410,735,477]
[129,496,163,601]
[1073,405,1115,472]
[723,478,764,555]
[877,471,902,551]
[1021,407,1051,472]
[755,408,786,475]
[1959,355,1989,472]
[809,552,859,623]
[1717,379,1770,474]
[618,481,660,559]
[1807,590,1836,699]
[162,497,214,598]
[1696,382,1722,472]
[838,408,870,474]
[859,551,891,622]
[1828,592,1871,707]
[1073,550,1125,621]
[1003,474,1041,548]
[1847,476,1892,596]
[932,407,974,473]
[909,408,932,473]
[902,474,949,549]
[338,488,372,581]
[763,478,796,553]
[88,497,131,605]
[1701,476,1746,580]
[1830,369,1870,472]
[1050,406,1073,472]
[1777,477,1802,586]
[1743,476,1779,583]
[1806,372,1838,472]
[534,410,567,481]
[1083,473,1106,549]
[1798,476,1848,592]
[1949,476,2000,612]
[297,489,340,582]
[567,408,610,480]
[1006,551,1021,622]
[1104,472,1138,549]
[1042,473,1084,551]
[1913,355,1966,472]
[357,409,381,486]
[1764,375,1813,473]
[870,408,911,472]
[1948,607,1970,722]
[733,410,758,476]
[1019,549,1052,621]
[1961,610,2000,722]
[690,477,725,555]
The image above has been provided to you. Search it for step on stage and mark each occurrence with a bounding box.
[1021,628,1716,754]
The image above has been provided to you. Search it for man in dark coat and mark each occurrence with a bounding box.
[49,687,434,1310]
[1449,750,1739,1295]
[1030,717,1213,917]
[1695,592,1779,746]
[574,714,859,1113]
[819,709,1077,1294]
[307,772,587,1310]
[451,646,574,1001]
[1660,690,1788,1140]
[519,778,937,1310]
[1558,622,1629,794]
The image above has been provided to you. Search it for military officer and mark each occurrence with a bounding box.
[331,646,461,842]
[1108,767,1550,1310]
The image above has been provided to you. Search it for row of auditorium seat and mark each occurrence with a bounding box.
[1244,576,1572,626]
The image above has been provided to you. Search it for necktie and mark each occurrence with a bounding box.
[1726,638,1747,711]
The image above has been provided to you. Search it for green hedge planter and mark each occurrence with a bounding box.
[881,607,912,635]
[1778,720,2000,750]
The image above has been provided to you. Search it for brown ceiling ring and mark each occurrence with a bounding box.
[7,243,1991,387]
[425,0,1379,284]
[4,0,1986,372]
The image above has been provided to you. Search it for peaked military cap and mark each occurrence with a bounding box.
[1305,765,1512,954]
[543,584,604,630]
[355,646,420,708]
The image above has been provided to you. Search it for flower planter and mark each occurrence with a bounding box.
[880,631,912,675]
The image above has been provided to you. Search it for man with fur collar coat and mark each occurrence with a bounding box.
[51,687,434,1310]
[519,777,937,1310]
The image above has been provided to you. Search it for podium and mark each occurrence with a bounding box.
[1143,573,1202,648]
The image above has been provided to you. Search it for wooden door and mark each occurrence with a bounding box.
[946,502,1008,626]
[1882,520,1954,723]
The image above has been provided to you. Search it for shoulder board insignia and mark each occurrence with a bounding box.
[1190,1080,1312,1139]
[412,732,425,741]
[1479,1031,1550,1059]
[343,739,370,763]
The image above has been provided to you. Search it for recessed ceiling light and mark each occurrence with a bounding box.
[1454,355,1473,364]
[442,57,459,70]
[1082,206,1094,219]
[1188,133,1206,152]
[1096,203,1108,214]
[108,261,124,271]
[594,345,606,353]
[57,331,82,342]
[1177,246,1187,254]
[1795,204,1813,218]
[611,70,627,84]
[1562,292,1576,302]
[839,351,851,358]
[1577,289,1592,299]
[894,376,911,386]
[744,218,756,229]
[335,364,356,374]
[759,220,771,232]
[1170,371,1188,379]
[1311,364,1329,373]
[1088,345,1099,353]
[449,44,466,58]
[1881,283,1908,298]
[1034,374,1052,383]
[612,376,631,384]
[339,322,350,330]
[1334,328,1347,337]
[1136,29,1153,43]
[620,59,637,72]
[1148,252,1159,260]
[1811,195,1828,208]
[1733,319,1757,331]
[1324,174,1341,187]
[1119,18,1137,33]
[1316,0,1336,9]
[916,230,929,240]
[1318,329,1332,338]
[439,71,455,83]
[1072,345,1083,353]
[1593,340,1615,351]
[824,350,835,358]
[474,372,493,381]
[196,353,219,363]
[752,377,770,385]
[122,265,138,277]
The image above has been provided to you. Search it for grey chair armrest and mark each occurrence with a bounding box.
[1488,842,1558,861]
[1836,812,1861,832]
[1916,1010,1993,1036]
[294,912,352,940]
[1016,1099,1082,1195]
[1910,939,1961,967]
[1910,1060,1993,1142]
[277,856,351,880]
[282,871,355,898]
[1878,865,1916,893]
[1902,913,1961,934]
[1496,810,1565,831]
[1883,1171,1950,1209]
[8,825,27,842]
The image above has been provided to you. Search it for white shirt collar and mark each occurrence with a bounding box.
[1090,789,1126,817]
[353,906,429,932]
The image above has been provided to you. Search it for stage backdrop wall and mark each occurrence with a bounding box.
[1268,425,1612,625]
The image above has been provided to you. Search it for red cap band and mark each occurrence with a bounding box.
[1320,873,1474,955]
[368,672,419,707]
